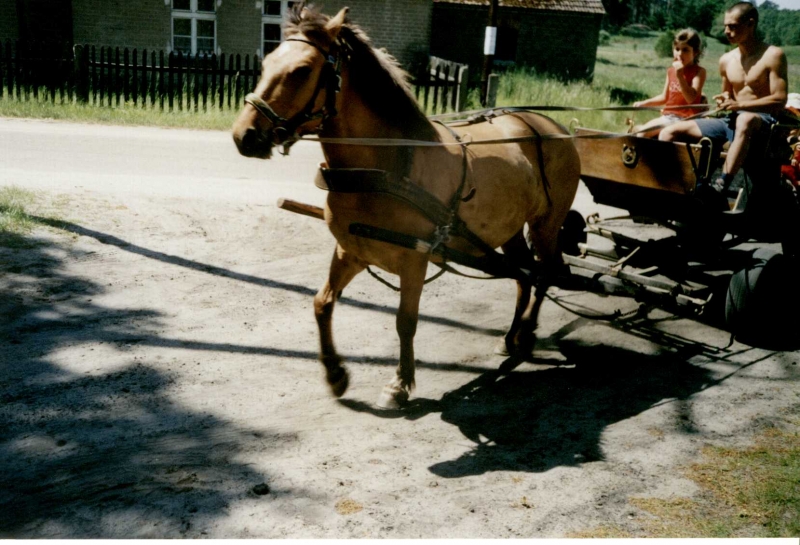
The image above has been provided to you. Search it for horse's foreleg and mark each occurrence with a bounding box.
[314,245,365,397]
[496,231,535,358]
[377,254,428,409]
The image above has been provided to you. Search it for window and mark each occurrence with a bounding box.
[262,0,299,55]
[172,0,216,55]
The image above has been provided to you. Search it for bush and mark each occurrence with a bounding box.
[620,24,653,38]
[598,30,611,45]
[655,31,674,58]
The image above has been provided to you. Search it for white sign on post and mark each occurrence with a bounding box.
[484,26,497,56]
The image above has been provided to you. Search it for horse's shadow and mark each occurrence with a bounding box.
[340,327,716,477]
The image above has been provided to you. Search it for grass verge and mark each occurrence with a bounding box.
[0,186,38,247]
[0,186,71,248]
[573,418,800,538]
[0,99,238,131]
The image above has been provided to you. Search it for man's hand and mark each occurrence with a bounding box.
[713,91,740,111]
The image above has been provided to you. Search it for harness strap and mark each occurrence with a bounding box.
[349,223,531,281]
[315,166,453,226]
[433,120,473,210]
[505,112,552,206]
[316,164,520,277]
[245,93,287,126]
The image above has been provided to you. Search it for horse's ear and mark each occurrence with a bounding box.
[324,7,349,40]
[300,6,311,20]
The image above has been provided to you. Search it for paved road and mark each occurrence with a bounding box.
[0,117,326,206]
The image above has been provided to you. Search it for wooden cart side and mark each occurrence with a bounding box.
[573,128,704,195]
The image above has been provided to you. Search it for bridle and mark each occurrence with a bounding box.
[244,38,342,155]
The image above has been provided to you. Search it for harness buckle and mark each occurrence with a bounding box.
[429,224,452,253]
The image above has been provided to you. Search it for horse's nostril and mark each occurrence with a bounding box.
[242,128,258,150]
[234,126,272,158]
[234,127,259,155]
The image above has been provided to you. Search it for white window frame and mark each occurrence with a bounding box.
[172,0,217,56]
[261,0,297,56]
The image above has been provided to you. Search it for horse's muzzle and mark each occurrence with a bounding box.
[233,127,274,159]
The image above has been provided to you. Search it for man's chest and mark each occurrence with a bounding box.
[726,56,770,90]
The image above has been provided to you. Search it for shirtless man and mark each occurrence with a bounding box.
[659,2,788,195]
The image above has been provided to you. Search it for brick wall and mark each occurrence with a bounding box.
[0,1,19,42]
[513,9,601,80]
[318,0,432,68]
[0,0,431,67]
[217,0,260,57]
[72,0,171,50]
[431,3,601,82]
[2,0,73,44]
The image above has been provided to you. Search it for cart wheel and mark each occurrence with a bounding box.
[724,248,796,344]
[560,209,587,256]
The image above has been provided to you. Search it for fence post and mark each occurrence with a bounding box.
[485,73,499,108]
[115,47,121,106]
[73,44,89,104]
[0,41,4,100]
[457,66,469,112]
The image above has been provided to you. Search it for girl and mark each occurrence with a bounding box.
[633,28,707,137]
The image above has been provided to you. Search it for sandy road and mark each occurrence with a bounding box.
[0,118,798,538]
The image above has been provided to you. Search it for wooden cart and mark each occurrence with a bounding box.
[564,124,799,343]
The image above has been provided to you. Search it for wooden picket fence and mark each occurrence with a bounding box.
[413,56,469,115]
[0,41,469,114]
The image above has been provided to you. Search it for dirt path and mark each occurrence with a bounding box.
[1,119,798,538]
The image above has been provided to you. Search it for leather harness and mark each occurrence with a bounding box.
[246,37,540,282]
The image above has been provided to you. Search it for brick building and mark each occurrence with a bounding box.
[3,0,432,67]
[431,0,605,81]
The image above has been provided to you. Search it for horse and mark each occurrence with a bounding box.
[232,5,581,409]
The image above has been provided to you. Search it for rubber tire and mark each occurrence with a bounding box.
[724,248,792,343]
[559,209,587,257]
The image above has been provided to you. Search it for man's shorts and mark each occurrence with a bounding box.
[694,112,777,144]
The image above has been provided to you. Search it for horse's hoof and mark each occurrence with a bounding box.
[326,366,349,398]
[493,339,510,357]
[376,385,409,409]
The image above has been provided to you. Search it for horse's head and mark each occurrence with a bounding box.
[232,6,348,159]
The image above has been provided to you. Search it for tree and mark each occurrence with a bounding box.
[667,0,727,34]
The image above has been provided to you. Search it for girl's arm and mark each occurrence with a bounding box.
[676,65,706,104]
[634,73,669,108]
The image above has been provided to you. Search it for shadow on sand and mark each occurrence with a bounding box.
[0,230,281,537]
[339,308,796,478]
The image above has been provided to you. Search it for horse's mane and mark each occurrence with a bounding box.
[284,5,437,138]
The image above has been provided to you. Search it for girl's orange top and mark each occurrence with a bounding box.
[663,64,702,118]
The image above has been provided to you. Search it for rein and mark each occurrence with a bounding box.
[294,106,736,148]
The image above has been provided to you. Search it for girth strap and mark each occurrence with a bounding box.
[316,164,517,277]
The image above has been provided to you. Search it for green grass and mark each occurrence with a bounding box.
[0,96,238,131]
[572,421,800,538]
[0,186,73,248]
[0,185,38,247]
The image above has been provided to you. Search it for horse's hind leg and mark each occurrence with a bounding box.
[495,230,535,357]
[515,219,567,357]
[314,244,365,397]
[377,253,428,409]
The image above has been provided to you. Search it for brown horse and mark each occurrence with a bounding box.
[232,5,580,408]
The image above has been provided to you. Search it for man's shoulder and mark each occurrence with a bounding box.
[719,48,738,66]
[765,44,786,59]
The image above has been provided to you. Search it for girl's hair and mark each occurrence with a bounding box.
[674,28,703,64]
